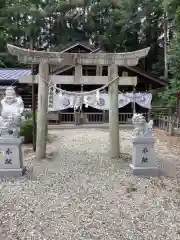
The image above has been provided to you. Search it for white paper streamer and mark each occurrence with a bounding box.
[52,92,152,111]
[135,93,152,109]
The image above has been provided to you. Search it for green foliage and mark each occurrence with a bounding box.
[20,110,37,143]
[20,118,33,144]
[0,58,6,67]
[158,7,180,107]
[23,110,36,120]
[0,0,178,88]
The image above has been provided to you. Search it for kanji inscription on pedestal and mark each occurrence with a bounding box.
[141,146,149,164]
[142,156,148,164]
[0,143,23,170]
[5,148,12,165]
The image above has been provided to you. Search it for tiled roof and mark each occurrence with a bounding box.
[0,68,31,81]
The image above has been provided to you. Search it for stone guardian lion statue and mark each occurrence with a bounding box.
[0,87,24,137]
[132,113,153,137]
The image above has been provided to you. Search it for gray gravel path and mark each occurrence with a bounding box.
[0,129,180,240]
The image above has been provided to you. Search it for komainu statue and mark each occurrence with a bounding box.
[132,113,153,137]
[0,87,24,137]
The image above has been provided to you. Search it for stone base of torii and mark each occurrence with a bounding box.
[7,44,150,160]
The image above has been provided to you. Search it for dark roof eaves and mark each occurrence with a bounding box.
[124,66,168,86]
[54,41,95,53]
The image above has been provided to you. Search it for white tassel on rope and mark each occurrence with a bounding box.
[96,90,100,103]
[74,95,81,110]
[58,90,63,100]
[58,90,64,107]
[84,96,89,108]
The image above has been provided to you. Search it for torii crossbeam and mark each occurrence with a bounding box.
[7,44,150,160]
[7,44,150,65]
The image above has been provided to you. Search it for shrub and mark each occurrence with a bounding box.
[20,118,33,144]
[23,111,37,120]
[24,111,33,119]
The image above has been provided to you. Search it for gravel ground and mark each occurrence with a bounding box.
[0,129,180,240]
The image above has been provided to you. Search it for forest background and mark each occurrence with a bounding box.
[0,0,180,106]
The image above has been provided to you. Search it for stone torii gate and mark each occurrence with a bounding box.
[7,44,150,160]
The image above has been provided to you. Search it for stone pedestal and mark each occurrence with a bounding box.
[130,136,159,176]
[0,137,24,177]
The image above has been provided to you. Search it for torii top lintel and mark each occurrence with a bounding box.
[7,44,150,66]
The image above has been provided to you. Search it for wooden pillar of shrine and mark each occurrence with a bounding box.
[168,106,174,136]
[96,65,106,122]
[75,64,82,83]
[108,64,120,158]
[74,64,82,124]
[96,65,103,76]
[36,61,49,160]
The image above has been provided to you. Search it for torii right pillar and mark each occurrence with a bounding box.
[108,64,120,158]
[36,61,49,160]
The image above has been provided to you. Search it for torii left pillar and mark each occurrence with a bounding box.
[36,61,49,160]
[108,64,120,158]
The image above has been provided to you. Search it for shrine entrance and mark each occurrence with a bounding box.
[47,90,151,125]
[7,44,150,160]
